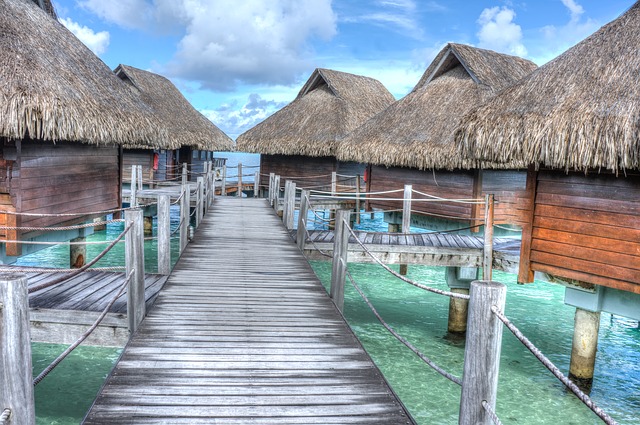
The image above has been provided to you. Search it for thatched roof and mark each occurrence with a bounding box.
[337,43,536,170]
[115,65,234,151]
[456,3,640,173]
[30,0,56,18]
[0,0,165,147]
[236,68,395,157]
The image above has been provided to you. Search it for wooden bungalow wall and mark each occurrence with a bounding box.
[367,166,530,228]
[122,149,154,184]
[519,170,640,294]
[259,154,337,192]
[0,140,120,255]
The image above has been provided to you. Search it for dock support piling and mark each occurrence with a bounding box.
[274,175,281,214]
[296,189,310,250]
[459,280,507,425]
[268,173,275,206]
[445,267,477,334]
[70,236,86,268]
[181,163,187,186]
[330,210,350,312]
[331,172,337,195]
[355,175,361,225]
[93,216,107,231]
[569,308,601,391]
[0,273,36,425]
[483,194,495,281]
[143,216,153,236]
[157,195,171,275]
[236,163,243,197]
[125,209,145,333]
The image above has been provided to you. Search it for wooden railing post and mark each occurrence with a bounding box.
[237,162,243,198]
[330,210,350,312]
[268,173,275,206]
[137,165,143,190]
[196,177,204,228]
[130,165,138,208]
[273,175,281,211]
[125,209,145,333]
[283,180,296,230]
[331,171,337,195]
[355,174,361,225]
[221,165,227,196]
[402,184,412,233]
[483,194,495,281]
[296,189,310,250]
[459,280,507,425]
[208,162,215,205]
[179,183,189,254]
[0,273,35,425]
[254,171,260,198]
[157,195,171,275]
[181,162,188,186]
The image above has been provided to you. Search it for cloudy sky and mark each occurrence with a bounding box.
[52,0,635,141]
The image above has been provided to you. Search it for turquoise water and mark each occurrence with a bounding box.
[310,261,640,424]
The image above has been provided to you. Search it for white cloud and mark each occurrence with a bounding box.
[58,17,110,55]
[78,0,337,91]
[476,6,527,57]
[536,0,599,63]
[341,0,424,39]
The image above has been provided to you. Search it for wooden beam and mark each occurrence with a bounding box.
[518,166,538,283]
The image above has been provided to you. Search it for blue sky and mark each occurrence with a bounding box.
[52,0,635,140]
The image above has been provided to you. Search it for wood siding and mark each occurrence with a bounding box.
[122,149,154,184]
[521,170,640,294]
[259,154,337,192]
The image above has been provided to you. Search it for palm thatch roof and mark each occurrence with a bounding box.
[115,65,234,151]
[30,0,56,18]
[337,43,536,170]
[456,3,640,173]
[1,0,167,147]
[236,68,395,157]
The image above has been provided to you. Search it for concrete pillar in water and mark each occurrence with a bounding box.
[445,267,477,334]
[569,308,601,391]
[70,237,86,268]
[143,216,154,236]
[93,217,106,231]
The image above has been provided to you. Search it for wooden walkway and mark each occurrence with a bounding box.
[84,197,414,424]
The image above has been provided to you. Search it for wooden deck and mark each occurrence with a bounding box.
[84,197,414,424]
[28,271,168,346]
[301,229,521,273]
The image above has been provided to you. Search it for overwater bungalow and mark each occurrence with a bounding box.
[114,65,234,184]
[456,2,640,385]
[0,0,164,261]
[337,43,537,233]
[236,68,395,194]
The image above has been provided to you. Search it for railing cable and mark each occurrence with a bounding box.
[482,400,504,425]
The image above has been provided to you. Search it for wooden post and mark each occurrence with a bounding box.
[137,165,143,190]
[296,189,310,250]
[157,195,171,275]
[483,194,495,281]
[125,209,145,333]
[70,236,86,268]
[331,171,337,195]
[459,280,507,425]
[355,174,361,225]
[196,176,204,228]
[268,173,275,206]
[254,171,260,198]
[402,184,412,234]
[221,165,227,196]
[274,175,281,212]
[179,183,188,254]
[569,308,601,391]
[330,210,350,312]
[283,181,296,230]
[181,162,188,186]
[236,162,243,198]
[208,162,215,205]
[0,273,36,425]
[130,165,138,208]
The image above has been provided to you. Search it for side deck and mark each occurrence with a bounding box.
[83,197,414,424]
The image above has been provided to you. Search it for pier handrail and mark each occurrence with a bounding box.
[0,409,10,425]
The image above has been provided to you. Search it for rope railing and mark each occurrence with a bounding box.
[2,205,137,218]
[491,306,619,425]
[0,409,10,425]
[345,223,471,300]
[346,268,462,385]
[27,222,132,294]
[482,400,504,425]
[310,193,485,203]
[0,218,124,233]
[33,270,134,387]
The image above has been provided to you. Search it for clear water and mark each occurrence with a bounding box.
[23,150,640,424]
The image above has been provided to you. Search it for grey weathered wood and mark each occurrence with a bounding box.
[221,165,227,196]
[236,163,243,198]
[402,184,412,233]
[268,172,275,205]
[296,189,310,250]
[355,175,361,225]
[282,180,292,226]
[130,165,138,208]
[273,175,281,211]
[284,181,296,230]
[459,280,507,425]
[483,194,495,281]
[158,195,171,275]
[0,273,35,425]
[254,171,260,198]
[331,171,337,195]
[196,177,205,227]
[330,210,350,312]
[181,163,188,186]
[137,165,143,191]
[179,184,189,254]
[83,198,412,424]
[207,162,214,207]
[125,209,146,333]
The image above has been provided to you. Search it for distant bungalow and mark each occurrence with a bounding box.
[456,2,640,386]
[236,68,395,194]
[337,43,536,233]
[0,0,164,261]
[114,65,234,184]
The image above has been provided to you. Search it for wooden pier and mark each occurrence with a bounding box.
[83,197,414,424]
